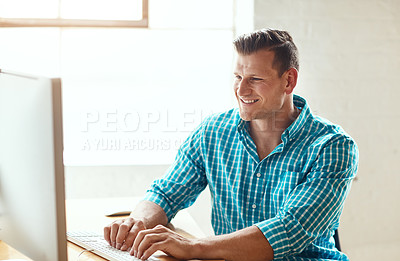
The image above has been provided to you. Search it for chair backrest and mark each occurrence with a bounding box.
[333,229,341,251]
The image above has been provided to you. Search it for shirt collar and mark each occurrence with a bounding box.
[237,114,248,132]
[281,94,310,142]
[236,94,311,143]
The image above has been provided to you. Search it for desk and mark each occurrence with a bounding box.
[1,197,221,261]
[66,197,216,261]
[0,240,33,260]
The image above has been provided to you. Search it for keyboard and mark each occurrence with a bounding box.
[67,231,160,261]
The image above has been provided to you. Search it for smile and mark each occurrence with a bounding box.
[240,98,259,104]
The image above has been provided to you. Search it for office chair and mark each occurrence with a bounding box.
[333,229,341,251]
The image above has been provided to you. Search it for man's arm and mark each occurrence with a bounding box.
[254,135,359,259]
[131,134,357,261]
[199,226,274,261]
[132,224,273,261]
[105,201,274,261]
[104,200,168,251]
[104,119,209,255]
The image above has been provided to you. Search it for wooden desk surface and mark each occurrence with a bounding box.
[1,197,222,261]
[0,240,33,260]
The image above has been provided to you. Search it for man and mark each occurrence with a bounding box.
[104,28,358,261]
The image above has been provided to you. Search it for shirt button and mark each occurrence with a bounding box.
[252,204,257,209]
[256,173,261,178]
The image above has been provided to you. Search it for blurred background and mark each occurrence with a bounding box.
[1,0,399,260]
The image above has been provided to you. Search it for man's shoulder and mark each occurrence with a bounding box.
[293,95,353,143]
[311,115,348,136]
[306,114,356,149]
[292,95,355,148]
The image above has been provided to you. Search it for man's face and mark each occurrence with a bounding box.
[233,49,289,122]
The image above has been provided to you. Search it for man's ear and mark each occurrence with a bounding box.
[284,68,298,94]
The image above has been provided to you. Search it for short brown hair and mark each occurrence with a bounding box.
[233,28,299,76]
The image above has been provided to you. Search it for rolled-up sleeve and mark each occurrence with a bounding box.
[143,121,208,222]
[255,135,359,259]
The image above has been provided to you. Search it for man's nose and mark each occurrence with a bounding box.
[236,79,251,96]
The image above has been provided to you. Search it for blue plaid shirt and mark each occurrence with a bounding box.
[143,95,358,260]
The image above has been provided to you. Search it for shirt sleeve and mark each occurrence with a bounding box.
[255,134,359,259]
[143,121,208,222]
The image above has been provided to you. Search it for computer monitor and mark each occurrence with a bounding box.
[0,69,67,261]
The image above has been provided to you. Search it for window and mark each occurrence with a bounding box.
[0,0,235,165]
[0,0,148,27]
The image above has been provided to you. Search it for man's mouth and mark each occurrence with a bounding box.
[240,98,259,104]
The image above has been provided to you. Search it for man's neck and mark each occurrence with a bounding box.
[249,103,300,160]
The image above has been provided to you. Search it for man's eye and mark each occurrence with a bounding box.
[235,75,242,80]
[251,77,263,81]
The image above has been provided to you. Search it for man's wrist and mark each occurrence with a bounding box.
[129,200,168,229]
[127,214,149,229]
[191,237,225,260]
[191,226,273,261]
[191,238,206,259]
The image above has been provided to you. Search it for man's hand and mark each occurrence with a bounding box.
[104,217,147,251]
[130,225,273,261]
[105,218,273,261]
[103,201,273,260]
[104,200,169,253]
[131,224,196,260]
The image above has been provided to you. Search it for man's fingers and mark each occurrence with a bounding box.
[131,227,150,256]
[132,225,168,257]
[135,232,163,258]
[104,217,149,250]
[120,219,146,251]
[140,242,163,261]
[109,220,124,247]
[104,221,122,246]
[103,225,111,244]
[131,225,194,260]
[115,218,135,249]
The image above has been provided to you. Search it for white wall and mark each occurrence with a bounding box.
[253,0,400,260]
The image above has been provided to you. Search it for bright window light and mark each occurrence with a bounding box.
[60,0,142,20]
[0,0,58,18]
[0,0,147,27]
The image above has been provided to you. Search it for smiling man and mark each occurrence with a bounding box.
[104,29,359,261]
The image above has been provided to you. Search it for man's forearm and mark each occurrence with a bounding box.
[128,202,274,260]
[193,225,274,261]
[130,200,168,229]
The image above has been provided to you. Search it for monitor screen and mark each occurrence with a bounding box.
[0,69,67,261]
